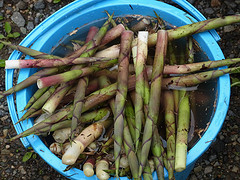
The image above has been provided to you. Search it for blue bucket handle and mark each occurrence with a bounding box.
[171,0,221,41]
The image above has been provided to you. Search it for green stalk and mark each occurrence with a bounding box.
[0,40,59,59]
[147,14,240,46]
[175,90,190,172]
[114,30,134,177]
[163,90,176,180]
[42,81,74,114]
[134,31,149,150]
[139,30,168,177]
[163,66,240,88]
[17,85,57,123]
[71,77,89,138]
[11,107,111,140]
[0,67,64,100]
[22,86,49,111]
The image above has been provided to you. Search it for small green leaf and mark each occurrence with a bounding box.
[0,43,4,50]
[32,153,37,159]
[12,32,20,38]
[0,34,5,39]
[0,59,5,67]
[7,33,14,38]
[22,151,33,162]
[0,16,3,21]
[231,77,240,87]
[4,22,12,34]
[53,0,61,3]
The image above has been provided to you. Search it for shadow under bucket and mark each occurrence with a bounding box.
[6,0,230,179]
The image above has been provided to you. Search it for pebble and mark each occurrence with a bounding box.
[194,165,202,173]
[232,166,239,173]
[209,154,217,162]
[34,0,46,10]
[204,166,213,174]
[11,12,26,27]
[18,166,27,175]
[16,1,27,10]
[204,8,214,14]
[0,0,3,8]
[26,21,34,31]
[20,27,27,34]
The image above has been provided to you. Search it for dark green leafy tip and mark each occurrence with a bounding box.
[32,153,37,159]
[0,43,4,50]
[4,22,12,34]
[0,59,5,67]
[0,16,4,21]
[0,34,5,39]
[12,32,21,38]
[22,151,33,162]
[231,77,240,87]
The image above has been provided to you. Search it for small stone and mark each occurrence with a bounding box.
[11,12,26,27]
[209,154,217,162]
[232,166,239,173]
[5,145,10,149]
[204,8,214,15]
[189,174,198,180]
[0,0,3,8]
[194,165,202,173]
[204,160,210,165]
[34,0,45,10]
[18,166,27,175]
[237,137,240,143]
[213,161,220,167]
[20,27,27,34]
[1,149,10,155]
[16,1,27,10]
[46,0,52,2]
[204,166,213,174]
[3,129,8,138]
[26,21,34,31]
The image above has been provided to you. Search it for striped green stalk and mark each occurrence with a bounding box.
[139,30,168,177]
[114,30,134,177]
[134,31,149,150]
[163,90,176,180]
[17,85,57,123]
[22,86,49,111]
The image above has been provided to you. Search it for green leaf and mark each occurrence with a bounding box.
[53,0,61,3]
[32,153,37,159]
[0,59,5,68]
[12,32,20,38]
[0,34,5,39]
[231,77,240,87]
[22,151,33,162]
[0,16,3,21]
[7,33,14,38]
[0,43,4,50]
[4,22,12,34]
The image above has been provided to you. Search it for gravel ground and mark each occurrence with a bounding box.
[0,0,240,179]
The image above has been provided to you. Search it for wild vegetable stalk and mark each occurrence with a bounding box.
[0,67,65,100]
[71,76,88,138]
[139,30,168,177]
[42,81,74,114]
[163,90,176,180]
[83,157,96,177]
[134,31,148,150]
[148,14,240,46]
[4,57,115,69]
[36,58,118,89]
[175,90,190,172]
[17,85,57,123]
[113,30,133,177]
[0,40,59,59]
[163,66,240,88]
[62,118,112,165]
[22,86,49,111]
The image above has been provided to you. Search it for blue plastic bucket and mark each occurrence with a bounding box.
[6,0,230,179]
